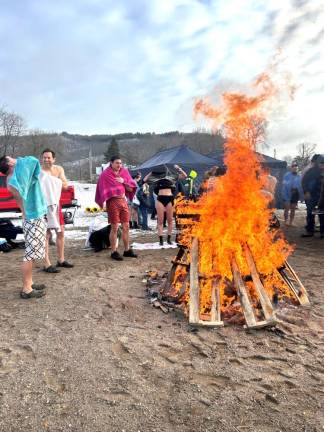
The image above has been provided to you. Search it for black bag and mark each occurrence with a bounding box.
[0,218,24,247]
[89,225,111,252]
[0,241,12,253]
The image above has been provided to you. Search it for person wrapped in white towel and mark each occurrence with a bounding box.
[40,170,63,273]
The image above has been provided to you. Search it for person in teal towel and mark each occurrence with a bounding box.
[0,155,47,299]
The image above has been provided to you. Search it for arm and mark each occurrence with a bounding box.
[143,172,152,183]
[125,184,133,192]
[174,165,187,180]
[57,166,69,190]
[8,185,25,218]
[301,169,313,200]
[281,174,290,202]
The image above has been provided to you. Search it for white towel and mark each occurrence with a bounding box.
[40,171,63,230]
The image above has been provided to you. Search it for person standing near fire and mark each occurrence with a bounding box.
[41,148,74,272]
[301,155,324,237]
[95,155,138,260]
[281,162,303,226]
[144,164,187,246]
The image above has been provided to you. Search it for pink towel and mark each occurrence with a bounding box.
[95,166,137,208]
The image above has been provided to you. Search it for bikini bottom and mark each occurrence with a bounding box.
[157,195,174,208]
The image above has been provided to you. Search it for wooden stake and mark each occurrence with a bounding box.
[277,268,309,306]
[231,257,257,328]
[244,245,276,322]
[210,279,222,324]
[284,261,310,305]
[189,238,200,324]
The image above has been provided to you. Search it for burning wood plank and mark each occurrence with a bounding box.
[244,245,277,323]
[231,257,272,329]
[284,261,310,305]
[189,238,224,327]
[277,262,310,306]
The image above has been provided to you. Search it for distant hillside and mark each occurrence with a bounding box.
[15,131,225,180]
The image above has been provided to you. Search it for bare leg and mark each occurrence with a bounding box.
[56,226,65,263]
[44,230,52,268]
[110,223,119,252]
[121,222,130,251]
[131,207,139,224]
[289,203,297,225]
[22,261,33,293]
[165,203,174,236]
[156,201,165,236]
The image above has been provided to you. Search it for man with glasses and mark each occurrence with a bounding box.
[282,162,303,226]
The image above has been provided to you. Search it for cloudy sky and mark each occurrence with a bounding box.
[0,0,323,157]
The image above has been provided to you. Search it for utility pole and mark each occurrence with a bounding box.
[89,141,93,183]
[273,148,277,159]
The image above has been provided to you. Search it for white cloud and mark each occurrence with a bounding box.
[0,0,323,157]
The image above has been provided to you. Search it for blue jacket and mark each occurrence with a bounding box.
[282,171,304,202]
[8,156,47,220]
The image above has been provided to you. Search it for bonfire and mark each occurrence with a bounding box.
[161,73,309,329]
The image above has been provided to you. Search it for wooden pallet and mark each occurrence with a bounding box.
[188,239,278,329]
[165,238,309,330]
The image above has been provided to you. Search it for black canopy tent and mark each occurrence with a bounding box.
[133,145,218,182]
[132,144,287,207]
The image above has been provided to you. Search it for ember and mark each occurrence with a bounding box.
[162,73,309,329]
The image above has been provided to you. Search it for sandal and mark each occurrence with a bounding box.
[43,265,60,273]
[20,289,46,299]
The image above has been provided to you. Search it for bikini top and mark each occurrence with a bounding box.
[153,178,176,195]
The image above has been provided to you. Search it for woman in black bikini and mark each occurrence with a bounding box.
[144,165,187,245]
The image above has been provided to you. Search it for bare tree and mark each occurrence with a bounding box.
[23,130,66,160]
[0,106,25,156]
[245,115,268,150]
[27,129,51,157]
[294,142,317,170]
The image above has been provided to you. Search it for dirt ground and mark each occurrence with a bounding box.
[0,208,323,432]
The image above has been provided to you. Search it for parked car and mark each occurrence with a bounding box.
[0,173,79,224]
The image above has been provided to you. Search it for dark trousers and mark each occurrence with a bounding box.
[305,198,324,234]
[139,205,149,230]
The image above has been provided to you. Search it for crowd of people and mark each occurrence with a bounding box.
[282,154,324,236]
[0,151,194,298]
[1,149,323,300]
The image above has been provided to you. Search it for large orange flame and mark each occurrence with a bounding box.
[175,73,294,314]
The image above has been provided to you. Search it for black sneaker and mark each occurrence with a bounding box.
[20,289,46,299]
[123,249,137,258]
[111,251,123,261]
[56,260,74,268]
[301,233,314,238]
[31,283,46,291]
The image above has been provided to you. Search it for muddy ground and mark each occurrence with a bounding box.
[0,208,323,432]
